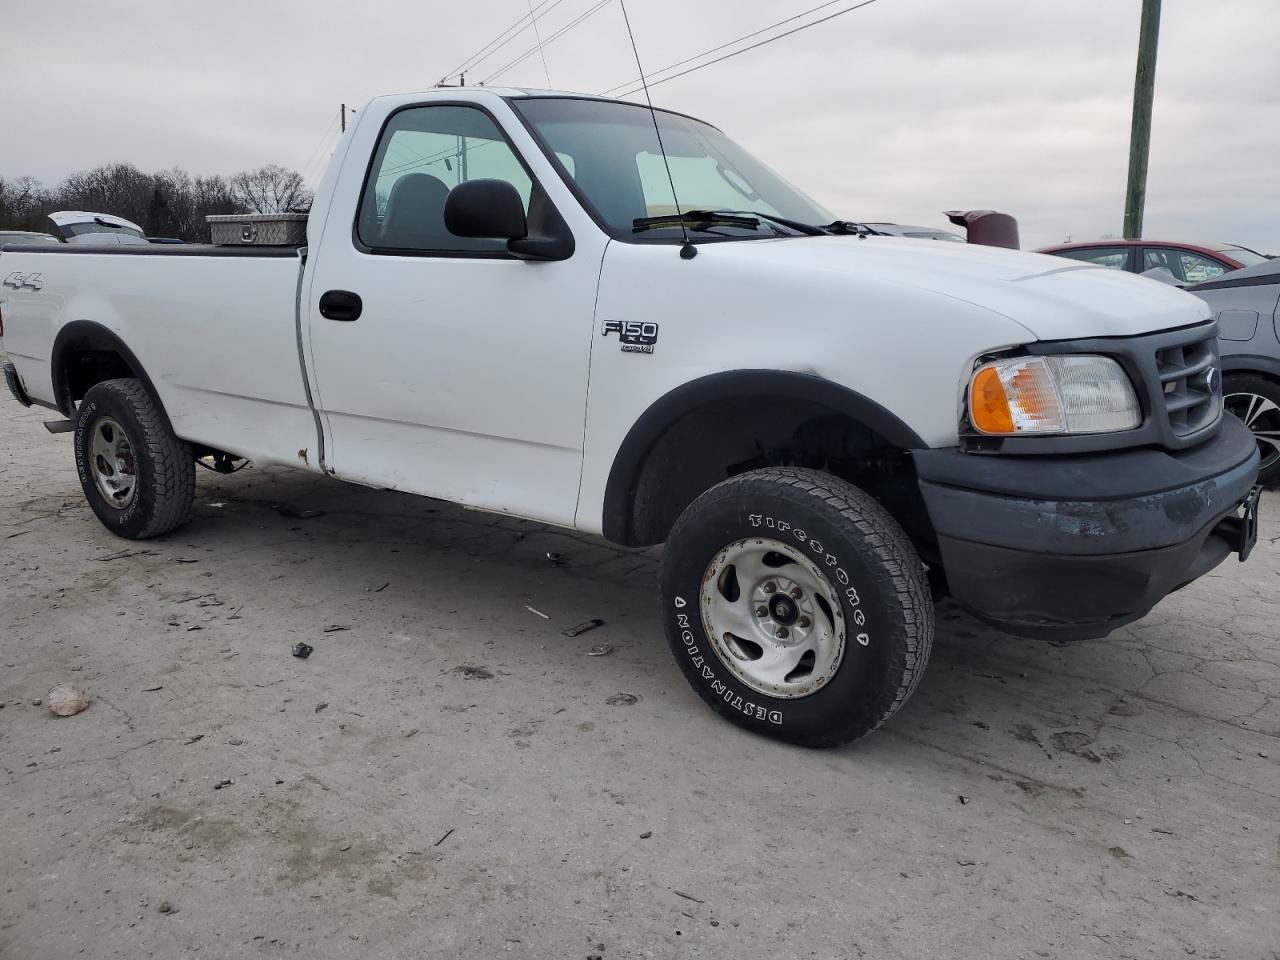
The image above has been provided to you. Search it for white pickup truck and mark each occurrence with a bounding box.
[1,87,1262,746]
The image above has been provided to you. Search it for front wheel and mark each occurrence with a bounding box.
[74,378,195,539]
[660,467,933,747]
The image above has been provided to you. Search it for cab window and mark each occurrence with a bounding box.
[358,105,533,254]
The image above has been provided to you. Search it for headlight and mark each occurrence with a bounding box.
[969,355,1141,435]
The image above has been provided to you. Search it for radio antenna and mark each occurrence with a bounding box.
[619,0,696,259]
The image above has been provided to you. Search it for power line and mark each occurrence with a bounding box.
[439,0,567,85]
[599,0,849,97]
[610,0,882,99]
[527,0,554,87]
[297,113,341,185]
[482,0,614,84]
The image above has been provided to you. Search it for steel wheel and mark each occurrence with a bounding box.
[89,416,138,509]
[700,538,846,699]
[1225,390,1280,471]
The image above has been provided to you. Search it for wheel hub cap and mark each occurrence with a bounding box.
[700,539,847,699]
[89,416,138,509]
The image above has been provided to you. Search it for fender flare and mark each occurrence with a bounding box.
[1220,354,1280,381]
[50,320,168,424]
[600,369,927,543]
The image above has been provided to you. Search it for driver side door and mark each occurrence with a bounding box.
[305,100,606,526]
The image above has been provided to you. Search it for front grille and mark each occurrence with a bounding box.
[1154,332,1222,438]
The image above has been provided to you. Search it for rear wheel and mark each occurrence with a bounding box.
[74,378,195,539]
[659,467,933,747]
[1224,373,1280,486]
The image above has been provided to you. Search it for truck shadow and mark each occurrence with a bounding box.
[170,464,1276,767]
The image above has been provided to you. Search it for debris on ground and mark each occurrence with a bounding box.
[143,685,163,692]
[95,549,151,562]
[1108,846,1131,859]
[403,728,420,738]
[1051,730,1103,763]
[184,734,204,745]
[673,890,705,904]
[957,795,971,805]
[563,618,605,638]
[275,505,326,520]
[173,558,200,564]
[639,831,652,839]
[434,827,455,847]
[315,703,328,713]
[291,642,314,659]
[368,582,390,593]
[214,778,233,790]
[322,624,350,633]
[46,685,90,717]
[545,551,570,567]
[524,605,550,620]
[157,900,175,914]
[605,693,640,706]
[586,643,612,657]
[453,665,495,680]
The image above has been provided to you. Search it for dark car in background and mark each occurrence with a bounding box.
[1189,258,1280,484]
[1039,239,1270,285]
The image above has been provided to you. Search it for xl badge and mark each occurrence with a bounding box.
[601,319,658,354]
[2,271,43,291]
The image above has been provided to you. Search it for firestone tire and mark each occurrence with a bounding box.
[659,467,933,747]
[74,378,195,540]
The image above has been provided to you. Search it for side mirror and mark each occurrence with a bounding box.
[444,179,528,242]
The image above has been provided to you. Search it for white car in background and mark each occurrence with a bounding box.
[47,211,149,245]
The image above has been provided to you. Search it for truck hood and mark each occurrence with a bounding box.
[713,235,1211,341]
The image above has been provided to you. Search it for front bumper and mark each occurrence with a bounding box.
[914,415,1261,640]
[4,361,33,407]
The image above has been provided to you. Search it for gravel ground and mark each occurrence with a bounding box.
[2,365,1278,960]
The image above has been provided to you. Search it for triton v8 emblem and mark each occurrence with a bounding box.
[2,271,43,291]
[601,319,659,354]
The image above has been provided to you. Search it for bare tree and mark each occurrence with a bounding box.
[0,175,56,231]
[229,165,312,214]
[3,162,310,241]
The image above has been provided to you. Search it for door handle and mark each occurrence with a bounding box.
[319,290,362,321]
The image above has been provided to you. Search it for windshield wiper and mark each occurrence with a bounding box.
[632,210,761,234]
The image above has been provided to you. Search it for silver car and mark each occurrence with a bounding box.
[1190,259,1280,484]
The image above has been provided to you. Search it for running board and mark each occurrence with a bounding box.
[43,419,75,434]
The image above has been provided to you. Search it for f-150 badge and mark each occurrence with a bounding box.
[601,319,658,354]
[2,271,43,291]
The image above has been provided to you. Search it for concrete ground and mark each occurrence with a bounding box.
[1,375,1278,960]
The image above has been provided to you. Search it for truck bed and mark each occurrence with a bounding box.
[0,244,317,468]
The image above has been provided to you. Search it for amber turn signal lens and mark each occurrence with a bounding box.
[970,366,1014,434]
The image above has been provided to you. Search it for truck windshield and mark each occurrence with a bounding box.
[512,97,833,241]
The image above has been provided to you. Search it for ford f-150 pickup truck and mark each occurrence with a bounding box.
[1,88,1263,746]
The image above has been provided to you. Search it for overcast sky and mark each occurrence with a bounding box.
[5,0,1278,249]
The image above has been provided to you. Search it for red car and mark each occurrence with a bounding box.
[1037,239,1270,284]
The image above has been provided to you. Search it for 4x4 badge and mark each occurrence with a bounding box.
[601,319,658,354]
[2,271,43,291]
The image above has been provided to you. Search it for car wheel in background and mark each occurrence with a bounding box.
[1224,374,1280,487]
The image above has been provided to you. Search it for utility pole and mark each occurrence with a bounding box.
[340,103,346,133]
[1123,0,1162,240]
